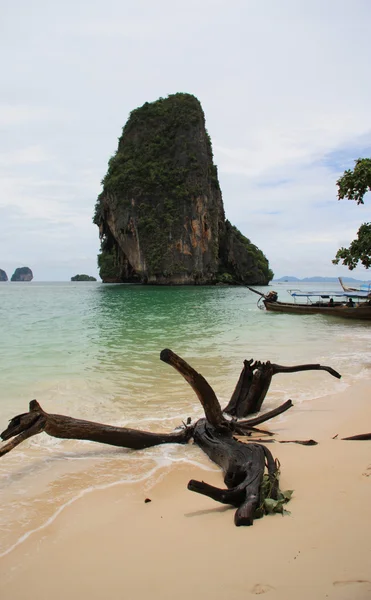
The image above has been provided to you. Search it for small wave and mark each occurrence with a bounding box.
[0,465,160,559]
[0,449,215,559]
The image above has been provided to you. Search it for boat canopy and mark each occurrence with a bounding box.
[289,290,370,299]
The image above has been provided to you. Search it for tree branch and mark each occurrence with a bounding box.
[271,363,341,379]
[231,399,293,432]
[0,399,194,456]
[160,349,225,427]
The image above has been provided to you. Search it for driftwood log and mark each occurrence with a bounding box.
[0,349,341,526]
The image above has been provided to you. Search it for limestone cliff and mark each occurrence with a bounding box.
[11,267,33,282]
[0,269,8,282]
[94,93,273,285]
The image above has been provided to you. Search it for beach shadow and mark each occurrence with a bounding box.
[184,505,234,518]
[333,579,371,586]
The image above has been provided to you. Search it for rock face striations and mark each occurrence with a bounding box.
[94,93,273,285]
[0,269,8,281]
[11,267,33,282]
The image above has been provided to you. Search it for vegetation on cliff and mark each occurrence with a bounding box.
[11,267,33,282]
[71,274,97,281]
[218,222,273,284]
[0,269,8,282]
[94,93,272,285]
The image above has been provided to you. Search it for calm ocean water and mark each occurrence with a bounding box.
[1,281,371,554]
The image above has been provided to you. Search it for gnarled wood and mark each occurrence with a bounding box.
[1,349,335,526]
[160,348,225,428]
[271,363,341,379]
[0,415,46,457]
[224,360,341,417]
[188,419,275,526]
[231,399,293,434]
[0,399,194,457]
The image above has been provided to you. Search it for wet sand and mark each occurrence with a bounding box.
[1,380,371,600]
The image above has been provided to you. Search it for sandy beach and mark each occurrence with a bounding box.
[1,379,371,600]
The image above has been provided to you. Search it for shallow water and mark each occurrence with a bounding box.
[1,281,371,554]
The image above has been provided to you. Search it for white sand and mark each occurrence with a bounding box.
[1,380,371,600]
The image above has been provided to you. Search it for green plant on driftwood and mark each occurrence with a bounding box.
[0,351,344,526]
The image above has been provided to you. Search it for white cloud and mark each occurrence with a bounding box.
[0,0,371,280]
[0,105,60,126]
[214,120,371,179]
[0,145,51,166]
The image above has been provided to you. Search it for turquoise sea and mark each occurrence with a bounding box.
[1,282,371,555]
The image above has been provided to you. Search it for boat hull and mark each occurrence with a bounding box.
[263,300,371,320]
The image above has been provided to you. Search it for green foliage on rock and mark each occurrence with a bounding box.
[94,93,213,213]
[0,269,8,282]
[231,224,274,282]
[97,250,121,282]
[218,222,273,284]
[333,158,371,270]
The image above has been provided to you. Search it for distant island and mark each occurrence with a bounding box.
[0,269,8,281]
[11,267,33,282]
[71,274,97,282]
[274,276,371,283]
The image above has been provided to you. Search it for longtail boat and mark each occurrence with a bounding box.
[338,277,371,293]
[247,287,371,320]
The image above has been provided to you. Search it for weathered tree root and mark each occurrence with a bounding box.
[160,350,285,525]
[188,419,278,526]
[231,399,293,434]
[0,399,194,458]
[0,410,47,457]
[1,349,342,526]
[224,360,341,417]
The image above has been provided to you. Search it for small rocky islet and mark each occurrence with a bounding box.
[0,267,33,282]
[11,267,33,282]
[71,274,97,281]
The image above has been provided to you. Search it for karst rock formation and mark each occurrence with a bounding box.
[94,93,273,285]
[11,267,33,282]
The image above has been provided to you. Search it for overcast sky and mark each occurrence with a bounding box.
[1,0,371,281]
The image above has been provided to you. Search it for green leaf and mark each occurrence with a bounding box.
[263,498,278,514]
